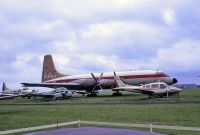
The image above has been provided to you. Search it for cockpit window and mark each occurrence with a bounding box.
[160,84,167,89]
[151,84,159,88]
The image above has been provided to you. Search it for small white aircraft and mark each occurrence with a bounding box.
[31,87,74,100]
[0,82,35,100]
[112,72,182,97]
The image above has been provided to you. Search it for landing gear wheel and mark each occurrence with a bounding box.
[87,93,98,97]
[176,93,180,98]
[112,92,122,96]
[148,94,153,99]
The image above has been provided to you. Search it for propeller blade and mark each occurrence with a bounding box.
[114,71,116,76]
[91,72,104,93]
[99,73,103,80]
[91,73,98,82]
[99,85,103,90]
[92,85,97,93]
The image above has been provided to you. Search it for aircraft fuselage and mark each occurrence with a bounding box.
[45,70,177,91]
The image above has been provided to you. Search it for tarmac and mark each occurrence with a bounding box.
[24,127,165,135]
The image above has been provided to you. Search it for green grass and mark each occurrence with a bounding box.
[1,104,200,129]
[0,88,200,135]
[179,88,200,100]
[0,104,200,134]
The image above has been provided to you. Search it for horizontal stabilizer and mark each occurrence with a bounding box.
[21,82,80,89]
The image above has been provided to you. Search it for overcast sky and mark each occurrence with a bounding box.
[0,0,200,88]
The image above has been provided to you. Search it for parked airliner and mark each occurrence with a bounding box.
[22,55,178,96]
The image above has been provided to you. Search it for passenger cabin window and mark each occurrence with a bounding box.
[160,84,167,89]
[145,84,150,88]
[151,84,159,89]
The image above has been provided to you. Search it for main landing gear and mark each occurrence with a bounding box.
[87,93,98,97]
[112,92,123,96]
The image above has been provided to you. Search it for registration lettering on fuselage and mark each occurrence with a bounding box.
[43,72,57,79]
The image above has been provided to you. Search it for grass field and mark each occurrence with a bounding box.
[0,88,200,135]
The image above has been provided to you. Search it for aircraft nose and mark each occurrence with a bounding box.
[172,78,178,84]
[178,88,183,91]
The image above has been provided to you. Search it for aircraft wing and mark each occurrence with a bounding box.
[136,88,156,95]
[74,90,87,95]
[113,86,142,93]
[0,94,24,100]
[31,93,55,98]
[21,82,81,89]
[0,93,15,96]
[113,87,155,95]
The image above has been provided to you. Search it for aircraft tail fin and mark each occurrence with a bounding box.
[113,71,126,87]
[41,55,67,82]
[2,82,10,91]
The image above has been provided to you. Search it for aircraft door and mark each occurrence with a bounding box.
[160,83,167,89]
[151,84,159,89]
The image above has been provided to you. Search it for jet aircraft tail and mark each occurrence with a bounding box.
[41,55,67,82]
[2,82,10,91]
[113,71,126,87]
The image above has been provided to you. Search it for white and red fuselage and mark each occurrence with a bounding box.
[22,55,178,94]
[44,70,177,91]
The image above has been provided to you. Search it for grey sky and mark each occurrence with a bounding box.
[0,0,200,87]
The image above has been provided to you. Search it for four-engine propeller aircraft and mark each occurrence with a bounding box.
[21,55,178,96]
[113,72,182,97]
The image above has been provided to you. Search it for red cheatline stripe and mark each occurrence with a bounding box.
[47,74,169,83]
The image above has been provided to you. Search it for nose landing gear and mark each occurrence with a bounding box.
[112,92,122,96]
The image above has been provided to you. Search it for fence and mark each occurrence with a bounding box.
[0,120,200,135]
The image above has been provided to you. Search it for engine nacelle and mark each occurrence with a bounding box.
[99,79,115,89]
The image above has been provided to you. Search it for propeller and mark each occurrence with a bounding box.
[156,69,159,75]
[114,71,116,76]
[61,91,66,98]
[91,73,103,93]
[18,88,22,93]
[32,89,39,94]
[113,71,118,86]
